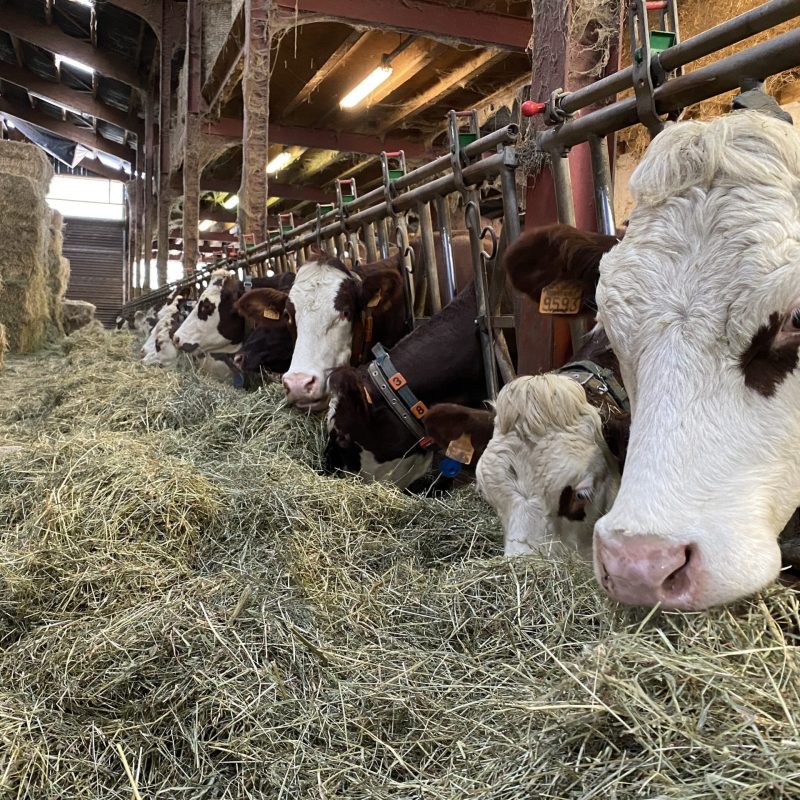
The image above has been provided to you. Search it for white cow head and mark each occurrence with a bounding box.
[594,111,800,610]
[282,254,402,410]
[477,375,620,559]
[173,269,243,354]
[141,297,185,368]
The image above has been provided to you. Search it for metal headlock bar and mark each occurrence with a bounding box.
[123,0,800,398]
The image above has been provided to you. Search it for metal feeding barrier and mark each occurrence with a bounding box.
[122,0,800,397]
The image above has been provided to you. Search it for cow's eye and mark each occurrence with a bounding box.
[782,307,800,333]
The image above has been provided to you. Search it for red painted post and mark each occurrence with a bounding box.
[517,2,622,375]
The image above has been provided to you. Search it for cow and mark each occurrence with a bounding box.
[324,283,486,489]
[263,253,409,410]
[141,296,192,368]
[172,268,294,361]
[426,224,628,557]
[230,287,295,377]
[593,111,800,610]
[133,310,150,336]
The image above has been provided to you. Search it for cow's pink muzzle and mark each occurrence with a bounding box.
[594,533,696,609]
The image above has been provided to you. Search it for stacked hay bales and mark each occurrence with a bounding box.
[1,327,800,797]
[0,141,54,353]
[46,208,70,335]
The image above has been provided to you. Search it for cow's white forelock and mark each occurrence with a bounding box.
[476,375,619,559]
[172,269,233,352]
[595,112,800,606]
[285,260,355,390]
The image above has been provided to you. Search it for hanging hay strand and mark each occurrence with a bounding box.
[0,141,54,354]
[1,326,800,798]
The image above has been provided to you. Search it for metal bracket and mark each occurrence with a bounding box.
[630,0,664,138]
[448,109,479,196]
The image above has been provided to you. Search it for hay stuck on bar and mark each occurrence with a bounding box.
[1,326,800,799]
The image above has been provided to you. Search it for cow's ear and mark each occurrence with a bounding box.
[360,266,403,313]
[504,223,619,310]
[234,288,288,326]
[424,403,495,463]
[307,244,326,261]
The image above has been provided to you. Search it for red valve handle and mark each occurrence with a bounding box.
[645,1,667,8]
[521,100,546,117]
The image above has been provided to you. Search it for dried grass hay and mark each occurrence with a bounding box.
[1,327,799,798]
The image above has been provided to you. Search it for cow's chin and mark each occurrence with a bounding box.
[294,397,330,412]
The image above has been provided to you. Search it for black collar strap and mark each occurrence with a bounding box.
[557,359,630,414]
[366,343,433,448]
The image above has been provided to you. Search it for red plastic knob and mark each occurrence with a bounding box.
[521,100,546,117]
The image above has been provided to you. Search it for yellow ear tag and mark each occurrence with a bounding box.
[366,292,382,308]
[539,280,583,315]
[445,433,475,465]
[262,308,281,320]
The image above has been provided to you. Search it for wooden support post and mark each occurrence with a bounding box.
[156,3,173,287]
[127,180,137,303]
[182,0,202,276]
[134,138,144,296]
[238,0,271,246]
[516,0,621,375]
[143,94,155,292]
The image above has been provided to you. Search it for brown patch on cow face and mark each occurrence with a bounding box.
[505,223,619,312]
[197,298,216,321]
[739,312,800,398]
[333,275,361,322]
[216,275,246,344]
[558,485,587,521]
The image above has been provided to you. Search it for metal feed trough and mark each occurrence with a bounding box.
[122,0,800,398]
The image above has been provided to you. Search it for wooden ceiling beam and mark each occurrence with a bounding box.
[76,154,130,182]
[0,61,142,137]
[270,0,531,51]
[379,50,504,132]
[281,29,363,118]
[0,7,144,91]
[0,96,132,162]
[206,118,430,158]
[172,171,335,204]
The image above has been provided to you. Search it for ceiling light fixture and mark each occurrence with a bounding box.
[55,54,95,75]
[68,0,95,7]
[340,66,393,109]
[198,219,215,231]
[222,194,239,210]
[339,36,414,110]
[266,151,294,174]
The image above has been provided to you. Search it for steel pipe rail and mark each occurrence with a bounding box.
[538,24,800,152]
[557,0,800,115]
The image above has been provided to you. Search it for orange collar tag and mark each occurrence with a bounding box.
[445,433,475,465]
[539,280,583,315]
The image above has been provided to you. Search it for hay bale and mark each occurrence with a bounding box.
[61,299,96,335]
[0,141,54,354]
[1,325,800,798]
[45,209,69,335]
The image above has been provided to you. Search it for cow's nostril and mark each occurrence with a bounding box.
[662,546,692,597]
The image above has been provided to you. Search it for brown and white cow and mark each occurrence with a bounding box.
[324,283,486,488]
[173,268,294,361]
[257,253,409,410]
[428,225,629,556]
[592,111,800,610]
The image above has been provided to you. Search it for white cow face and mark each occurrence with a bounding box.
[476,375,620,559]
[282,257,395,410]
[173,269,242,354]
[594,112,800,610]
[141,298,184,368]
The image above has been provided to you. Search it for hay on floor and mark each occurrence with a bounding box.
[0,141,54,354]
[1,326,800,799]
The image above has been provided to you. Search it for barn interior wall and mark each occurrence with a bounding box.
[203,0,234,86]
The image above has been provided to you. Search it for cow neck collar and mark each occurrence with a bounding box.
[557,359,630,415]
[366,343,433,449]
